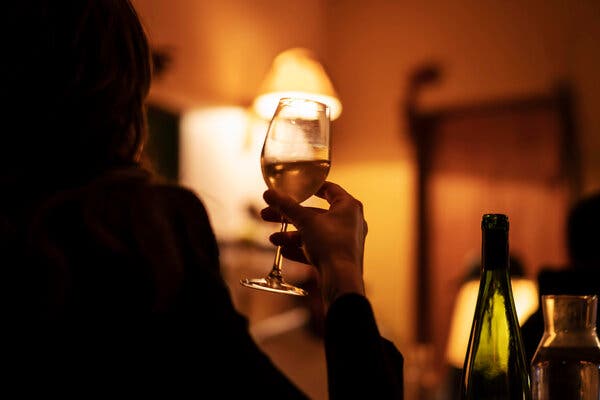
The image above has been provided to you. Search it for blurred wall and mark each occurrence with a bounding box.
[326,0,600,348]
[132,0,600,352]
[133,0,327,109]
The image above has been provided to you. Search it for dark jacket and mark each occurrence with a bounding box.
[1,166,403,399]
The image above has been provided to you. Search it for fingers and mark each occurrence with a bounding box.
[269,231,309,265]
[263,190,306,224]
[269,230,303,247]
[263,181,352,217]
[315,181,354,206]
[280,247,310,265]
[261,205,326,223]
[260,207,284,223]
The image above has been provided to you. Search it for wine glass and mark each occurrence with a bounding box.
[241,97,331,296]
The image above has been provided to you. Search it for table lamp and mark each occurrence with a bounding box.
[252,47,342,121]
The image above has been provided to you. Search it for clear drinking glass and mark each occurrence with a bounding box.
[240,97,331,296]
[531,294,600,400]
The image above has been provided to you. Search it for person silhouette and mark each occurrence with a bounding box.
[2,1,403,398]
[520,190,600,364]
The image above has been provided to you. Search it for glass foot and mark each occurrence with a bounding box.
[240,278,308,296]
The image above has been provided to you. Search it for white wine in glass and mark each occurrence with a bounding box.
[241,97,331,296]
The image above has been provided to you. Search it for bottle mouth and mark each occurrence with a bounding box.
[482,213,509,230]
[543,294,598,331]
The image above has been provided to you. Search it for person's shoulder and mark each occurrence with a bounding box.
[74,167,218,248]
[49,166,211,227]
[148,180,205,206]
[90,166,206,207]
[146,179,211,219]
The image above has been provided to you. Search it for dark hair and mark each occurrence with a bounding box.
[567,191,600,269]
[3,1,152,184]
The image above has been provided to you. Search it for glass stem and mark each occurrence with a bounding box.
[268,221,287,281]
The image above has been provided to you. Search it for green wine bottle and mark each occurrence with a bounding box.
[460,214,532,400]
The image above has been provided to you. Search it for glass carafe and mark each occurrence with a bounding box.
[531,295,600,400]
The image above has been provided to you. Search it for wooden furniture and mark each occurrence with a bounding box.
[405,65,581,383]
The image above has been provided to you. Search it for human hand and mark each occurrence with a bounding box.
[261,181,367,308]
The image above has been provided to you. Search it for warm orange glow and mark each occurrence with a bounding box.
[253,48,342,121]
[328,161,417,346]
[445,278,539,368]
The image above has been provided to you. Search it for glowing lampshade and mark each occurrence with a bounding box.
[253,48,342,121]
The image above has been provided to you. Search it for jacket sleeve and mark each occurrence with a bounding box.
[325,293,404,400]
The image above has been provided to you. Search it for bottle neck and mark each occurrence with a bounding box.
[543,295,598,333]
[482,229,509,271]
